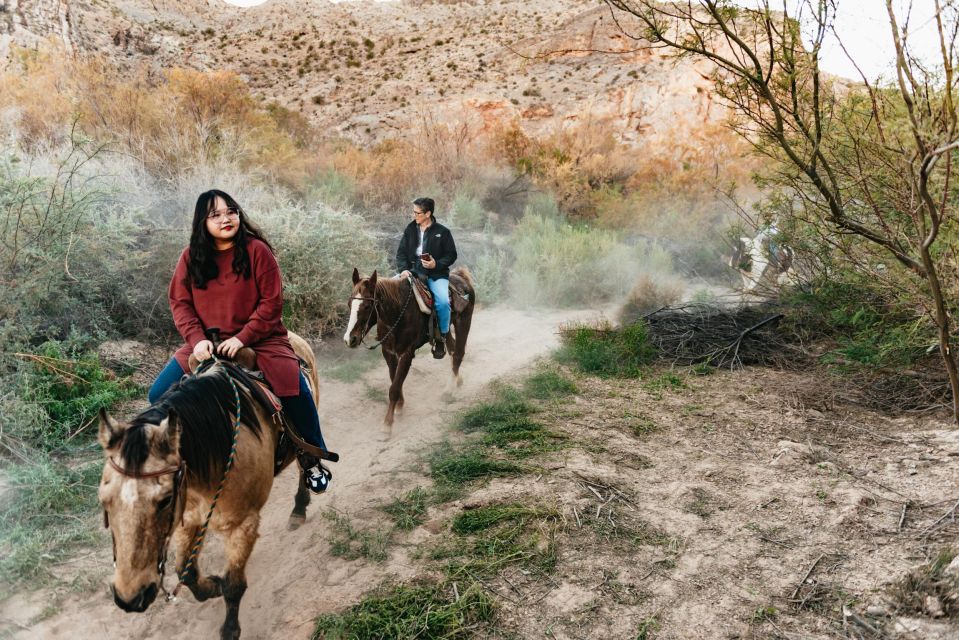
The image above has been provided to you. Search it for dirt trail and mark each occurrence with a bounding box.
[8,306,594,640]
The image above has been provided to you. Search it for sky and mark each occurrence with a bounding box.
[220,0,945,82]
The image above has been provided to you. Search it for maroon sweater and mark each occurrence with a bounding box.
[169,239,300,397]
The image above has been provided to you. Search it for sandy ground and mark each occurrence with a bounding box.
[0,305,594,639]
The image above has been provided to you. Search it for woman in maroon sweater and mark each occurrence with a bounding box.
[148,189,330,493]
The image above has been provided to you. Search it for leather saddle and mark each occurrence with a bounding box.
[188,329,338,467]
[409,274,471,316]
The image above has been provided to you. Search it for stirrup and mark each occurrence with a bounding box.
[306,463,332,493]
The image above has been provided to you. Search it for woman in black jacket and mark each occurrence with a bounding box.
[395,197,457,358]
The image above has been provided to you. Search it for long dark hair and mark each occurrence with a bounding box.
[186,190,273,289]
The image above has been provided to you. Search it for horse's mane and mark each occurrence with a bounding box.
[374,277,409,308]
[120,365,262,485]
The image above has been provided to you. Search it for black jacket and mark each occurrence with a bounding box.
[395,219,457,280]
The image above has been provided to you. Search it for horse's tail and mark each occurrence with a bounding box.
[451,265,475,292]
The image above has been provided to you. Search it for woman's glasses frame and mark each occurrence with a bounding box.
[208,207,240,222]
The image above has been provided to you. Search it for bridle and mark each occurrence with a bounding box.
[103,457,188,593]
[348,278,414,350]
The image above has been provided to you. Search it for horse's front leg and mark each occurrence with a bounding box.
[384,351,413,429]
[173,524,222,602]
[383,349,402,411]
[288,467,310,531]
[219,512,260,640]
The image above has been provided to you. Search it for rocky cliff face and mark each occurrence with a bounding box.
[1,0,729,147]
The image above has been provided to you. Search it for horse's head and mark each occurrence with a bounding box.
[344,267,378,348]
[98,407,184,613]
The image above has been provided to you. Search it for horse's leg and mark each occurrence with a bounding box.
[288,467,310,531]
[383,350,402,411]
[173,524,222,602]
[218,513,260,640]
[450,310,472,388]
[384,351,413,429]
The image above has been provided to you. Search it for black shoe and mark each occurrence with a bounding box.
[432,334,447,359]
[306,464,332,493]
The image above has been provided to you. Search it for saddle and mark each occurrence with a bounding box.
[409,274,472,316]
[188,329,338,468]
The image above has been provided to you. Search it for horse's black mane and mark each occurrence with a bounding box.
[120,365,262,485]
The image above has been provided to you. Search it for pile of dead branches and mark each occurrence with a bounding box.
[641,303,809,370]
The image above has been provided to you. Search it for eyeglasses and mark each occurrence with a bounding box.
[208,207,240,222]
[412,209,427,216]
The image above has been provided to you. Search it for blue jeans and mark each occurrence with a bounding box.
[427,277,451,334]
[148,358,326,449]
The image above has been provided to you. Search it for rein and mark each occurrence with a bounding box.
[350,277,414,350]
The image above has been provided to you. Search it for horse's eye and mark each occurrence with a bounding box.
[157,495,174,512]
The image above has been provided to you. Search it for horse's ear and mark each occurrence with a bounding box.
[369,270,378,288]
[352,267,360,285]
[98,408,123,450]
[162,409,181,452]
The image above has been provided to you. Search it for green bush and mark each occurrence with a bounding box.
[0,457,103,593]
[4,342,139,454]
[509,210,636,307]
[448,192,487,230]
[557,320,657,377]
[265,203,386,335]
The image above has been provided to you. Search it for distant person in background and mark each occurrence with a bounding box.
[148,189,331,493]
[395,197,458,358]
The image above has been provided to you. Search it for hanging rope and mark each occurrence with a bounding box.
[170,355,242,600]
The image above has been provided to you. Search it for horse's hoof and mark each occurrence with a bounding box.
[456,375,464,388]
[287,514,306,531]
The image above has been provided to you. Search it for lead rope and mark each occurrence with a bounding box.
[169,355,242,600]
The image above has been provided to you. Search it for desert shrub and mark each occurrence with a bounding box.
[619,275,684,324]
[448,192,487,229]
[263,202,386,336]
[557,320,657,377]
[508,209,636,307]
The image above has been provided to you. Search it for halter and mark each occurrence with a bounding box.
[103,457,188,595]
[348,278,415,350]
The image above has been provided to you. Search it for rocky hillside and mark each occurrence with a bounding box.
[1,0,726,146]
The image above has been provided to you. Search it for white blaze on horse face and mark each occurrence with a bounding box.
[120,477,138,505]
[343,298,362,346]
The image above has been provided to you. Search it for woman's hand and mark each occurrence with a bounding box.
[192,340,214,361]
[218,336,245,359]
[420,256,436,270]
[399,270,412,280]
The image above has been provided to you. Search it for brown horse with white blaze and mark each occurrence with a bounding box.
[98,341,320,639]
[344,267,475,431]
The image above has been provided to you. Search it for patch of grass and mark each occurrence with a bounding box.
[452,503,542,535]
[323,510,390,562]
[326,349,381,383]
[456,386,534,433]
[440,503,560,579]
[643,372,686,397]
[523,369,578,400]
[428,443,521,492]
[363,383,387,403]
[382,487,430,531]
[750,605,779,624]
[635,616,660,639]
[454,387,566,459]
[312,579,493,639]
[685,487,718,519]
[557,321,656,378]
[0,457,103,594]
[624,412,659,438]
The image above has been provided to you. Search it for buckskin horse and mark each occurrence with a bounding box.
[344,267,476,432]
[97,333,330,639]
